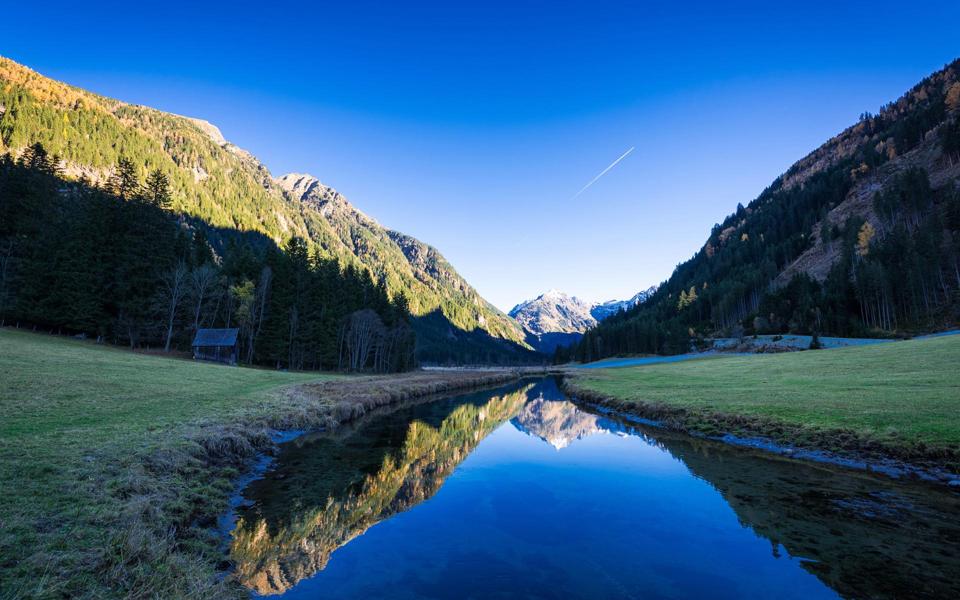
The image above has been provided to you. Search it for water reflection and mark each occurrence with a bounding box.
[229,378,960,599]
[230,383,533,595]
[511,395,604,449]
[623,420,960,599]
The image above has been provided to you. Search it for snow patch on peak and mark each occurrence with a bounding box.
[589,286,657,321]
[510,285,658,340]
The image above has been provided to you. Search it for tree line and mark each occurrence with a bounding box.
[0,143,415,372]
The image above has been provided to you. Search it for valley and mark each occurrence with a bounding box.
[3,12,960,600]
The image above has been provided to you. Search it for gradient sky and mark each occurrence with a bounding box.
[4,1,960,311]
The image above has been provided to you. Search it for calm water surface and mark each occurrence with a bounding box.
[227,378,960,599]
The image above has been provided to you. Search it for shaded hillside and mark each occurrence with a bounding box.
[411,309,542,365]
[0,151,415,370]
[0,56,529,362]
[565,59,960,361]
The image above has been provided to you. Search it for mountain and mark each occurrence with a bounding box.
[511,395,604,449]
[0,56,532,363]
[508,287,656,353]
[565,58,960,362]
[589,287,658,321]
[509,290,597,334]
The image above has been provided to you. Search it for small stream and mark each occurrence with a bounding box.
[224,378,960,599]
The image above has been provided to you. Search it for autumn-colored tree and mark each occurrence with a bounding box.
[677,286,698,310]
[946,82,960,112]
[857,222,876,257]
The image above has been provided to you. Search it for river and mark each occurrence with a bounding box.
[224,378,960,599]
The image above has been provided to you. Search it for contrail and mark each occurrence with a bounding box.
[571,146,635,200]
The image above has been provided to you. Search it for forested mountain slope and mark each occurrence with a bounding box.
[563,59,960,362]
[0,56,531,362]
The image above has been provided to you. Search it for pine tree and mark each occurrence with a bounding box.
[145,168,171,209]
[109,158,141,200]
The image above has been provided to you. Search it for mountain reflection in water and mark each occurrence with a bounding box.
[230,383,534,595]
[228,378,960,599]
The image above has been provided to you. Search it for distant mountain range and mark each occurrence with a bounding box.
[589,288,659,321]
[508,286,656,353]
[0,56,534,364]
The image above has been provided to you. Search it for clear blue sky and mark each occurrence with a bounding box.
[4,1,960,311]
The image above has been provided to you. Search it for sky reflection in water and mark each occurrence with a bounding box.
[229,378,960,599]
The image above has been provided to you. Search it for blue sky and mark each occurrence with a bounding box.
[5,1,960,311]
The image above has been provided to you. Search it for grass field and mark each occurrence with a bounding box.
[0,329,335,598]
[568,334,960,456]
[0,329,518,598]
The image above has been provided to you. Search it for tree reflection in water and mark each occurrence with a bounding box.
[230,383,534,595]
[229,378,960,599]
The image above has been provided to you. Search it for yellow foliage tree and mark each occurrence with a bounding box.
[856,222,876,257]
[677,286,698,310]
[946,82,960,112]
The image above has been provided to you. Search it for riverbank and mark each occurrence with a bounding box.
[564,334,960,482]
[0,329,522,599]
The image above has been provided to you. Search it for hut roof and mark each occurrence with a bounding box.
[192,328,239,347]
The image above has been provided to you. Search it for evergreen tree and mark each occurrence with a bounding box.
[108,157,141,200]
[145,168,171,209]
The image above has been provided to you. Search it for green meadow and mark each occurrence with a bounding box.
[0,329,335,598]
[570,335,960,449]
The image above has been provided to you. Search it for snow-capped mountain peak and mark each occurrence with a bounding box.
[508,285,657,353]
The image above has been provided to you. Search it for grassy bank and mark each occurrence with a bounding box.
[0,329,520,599]
[566,335,960,473]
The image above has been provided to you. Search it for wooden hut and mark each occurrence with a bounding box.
[191,328,240,365]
